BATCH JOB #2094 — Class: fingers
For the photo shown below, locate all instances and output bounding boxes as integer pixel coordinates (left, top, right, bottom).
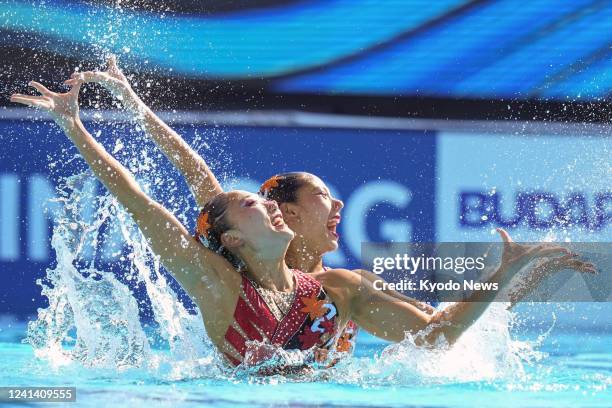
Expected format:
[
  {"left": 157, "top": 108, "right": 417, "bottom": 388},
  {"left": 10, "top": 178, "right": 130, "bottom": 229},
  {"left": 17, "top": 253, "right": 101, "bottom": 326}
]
[
  {"left": 10, "top": 93, "right": 45, "bottom": 102},
  {"left": 530, "top": 244, "right": 569, "bottom": 259},
  {"left": 30, "top": 100, "right": 51, "bottom": 110},
  {"left": 553, "top": 254, "right": 576, "bottom": 264},
  {"left": 313, "top": 348, "right": 329, "bottom": 363},
  {"left": 541, "top": 253, "right": 597, "bottom": 274},
  {"left": 567, "top": 259, "right": 597, "bottom": 274},
  {"left": 29, "top": 81, "right": 53, "bottom": 96},
  {"left": 10, "top": 93, "right": 45, "bottom": 104},
  {"left": 68, "top": 78, "right": 83, "bottom": 95},
  {"left": 107, "top": 55, "right": 125, "bottom": 79},
  {"left": 63, "top": 78, "right": 79, "bottom": 86},
  {"left": 70, "top": 71, "right": 106, "bottom": 83},
  {"left": 9, "top": 94, "right": 50, "bottom": 109},
  {"left": 496, "top": 228, "right": 512, "bottom": 243},
  {"left": 63, "top": 78, "right": 83, "bottom": 90},
  {"left": 107, "top": 54, "right": 118, "bottom": 71}
]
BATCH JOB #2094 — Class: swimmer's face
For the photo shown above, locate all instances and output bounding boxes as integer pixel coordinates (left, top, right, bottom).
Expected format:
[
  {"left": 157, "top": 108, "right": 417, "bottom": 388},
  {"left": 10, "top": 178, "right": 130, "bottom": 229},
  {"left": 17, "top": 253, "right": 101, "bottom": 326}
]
[
  {"left": 220, "top": 191, "right": 295, "bottom": 254},
  {"left": 281, "top": 175, "right": 343, "bottom": 255}
]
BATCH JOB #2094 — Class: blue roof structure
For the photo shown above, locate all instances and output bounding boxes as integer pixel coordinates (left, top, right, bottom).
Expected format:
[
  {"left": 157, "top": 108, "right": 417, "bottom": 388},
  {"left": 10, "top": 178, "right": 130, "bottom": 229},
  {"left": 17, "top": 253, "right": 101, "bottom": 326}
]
[{"left": 1, "top": 0, "right": 610, "bottom": 101}]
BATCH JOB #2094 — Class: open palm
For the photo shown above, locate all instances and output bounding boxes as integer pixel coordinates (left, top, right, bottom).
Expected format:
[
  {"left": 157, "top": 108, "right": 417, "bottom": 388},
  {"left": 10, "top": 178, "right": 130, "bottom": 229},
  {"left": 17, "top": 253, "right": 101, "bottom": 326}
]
[
  {"left": 496, "top": 228, "right": 571, "bottom": 276},
  {"left": 10, "top": 80, "right": 82, "bottom": 127},
  {"left": 534, "top": 253, "right": 596, "bottom": 276}
]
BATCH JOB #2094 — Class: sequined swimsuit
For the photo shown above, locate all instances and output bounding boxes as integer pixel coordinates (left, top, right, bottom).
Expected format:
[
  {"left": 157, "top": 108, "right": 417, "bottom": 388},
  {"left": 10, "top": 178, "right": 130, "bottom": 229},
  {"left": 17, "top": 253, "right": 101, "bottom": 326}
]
[{"left": 222, "top": 269, "right": 340, "bottom": 366}]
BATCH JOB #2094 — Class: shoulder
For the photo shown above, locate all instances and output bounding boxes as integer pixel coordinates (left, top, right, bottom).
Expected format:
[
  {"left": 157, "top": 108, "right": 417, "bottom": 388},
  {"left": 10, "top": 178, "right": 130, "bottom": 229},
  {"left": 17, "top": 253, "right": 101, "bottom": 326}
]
[
  {"left": 313, "top": 268, "right": 363, "bottom": 290},
  {"left": 351, "top": 268, "right": 383, "bottom": 282},
  {"left": 191, "top": 271, "right": 243, "bottom": 344},
  {"left": 310, "top": 268, "right": 363, "bottom": 322},
  {"left": 190, "top": 260, "right": 243, "bottom": 308}
]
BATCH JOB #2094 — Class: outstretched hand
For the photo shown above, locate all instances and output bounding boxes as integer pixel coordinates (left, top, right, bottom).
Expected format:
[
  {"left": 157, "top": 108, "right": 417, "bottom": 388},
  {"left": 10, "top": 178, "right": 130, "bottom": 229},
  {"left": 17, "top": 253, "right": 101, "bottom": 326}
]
[
  {"left": 496, "top": 228, "right": 571, "bottom": 277},
  {"left": 532, "top": 253, "right": 596, "bottom": 277},
  {"left": 64, "top": 54, "right": 130, "bottom": 100},
  {"left": 506, "top": 252, "right": 596, "bottom": 307},
  {"left": 10, "top": 80, "right": 83, "bottom": 128}
]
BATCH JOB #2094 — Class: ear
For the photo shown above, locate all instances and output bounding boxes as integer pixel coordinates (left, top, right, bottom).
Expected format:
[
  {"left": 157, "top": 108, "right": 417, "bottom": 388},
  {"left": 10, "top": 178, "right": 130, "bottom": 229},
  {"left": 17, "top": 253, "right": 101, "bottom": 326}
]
[
  {"left": 280, "top": 202, "right": 301, "bottom": 223},
  {"left": 220, "top": 230, "right": 244, "bottom": 249}
]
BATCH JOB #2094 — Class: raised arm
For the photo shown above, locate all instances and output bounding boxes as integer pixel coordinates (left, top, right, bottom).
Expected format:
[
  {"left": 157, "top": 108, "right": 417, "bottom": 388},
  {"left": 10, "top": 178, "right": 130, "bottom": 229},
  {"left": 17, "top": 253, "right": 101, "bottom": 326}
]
[
  {"left": 10, "top": 80, "right": 235, "bottom": 301},
  {"left": 66, "top": 56, "right": 223, "bottom": 208},
  {"left": 355, "top": 250, "right": 594, "bottom": 315},
  {"left": 328, "top": 229, "right": 573, "bottom": 346}
]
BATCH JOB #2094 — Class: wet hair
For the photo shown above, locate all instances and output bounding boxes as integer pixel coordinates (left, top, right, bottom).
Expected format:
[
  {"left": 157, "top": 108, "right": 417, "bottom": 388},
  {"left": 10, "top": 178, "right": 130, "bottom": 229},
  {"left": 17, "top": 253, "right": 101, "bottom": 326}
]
[
  {"left": 194, "top": 192, "right": 244, "bottom": 270},
  {"left": 259, "top": 172, "right": 313, "bottom": 204}
]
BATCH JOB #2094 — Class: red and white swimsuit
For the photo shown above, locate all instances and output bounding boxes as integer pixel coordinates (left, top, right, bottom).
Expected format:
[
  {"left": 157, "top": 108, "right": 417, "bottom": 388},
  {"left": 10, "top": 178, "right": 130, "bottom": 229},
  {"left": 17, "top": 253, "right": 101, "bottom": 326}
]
[{"left": 222, "top": 270, "right": 340, "bottom": 366}]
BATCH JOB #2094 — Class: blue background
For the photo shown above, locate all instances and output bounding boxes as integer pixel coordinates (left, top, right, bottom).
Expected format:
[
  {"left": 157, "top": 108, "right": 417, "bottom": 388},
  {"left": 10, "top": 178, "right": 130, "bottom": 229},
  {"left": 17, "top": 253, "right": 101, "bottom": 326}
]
[
  {"left": 1, "top": 0, "right": 610, "bottom": 100},
  {"left": 0, "top": 118, "right": 436, "bottom": 317},
  {"left": 1, "top": 116, "right": 610, "bottom": 329}
]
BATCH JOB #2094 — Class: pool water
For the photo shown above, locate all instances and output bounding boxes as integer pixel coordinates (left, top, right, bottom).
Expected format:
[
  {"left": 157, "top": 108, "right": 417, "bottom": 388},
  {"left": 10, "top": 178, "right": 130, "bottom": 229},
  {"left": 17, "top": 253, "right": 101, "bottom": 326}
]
[
  {"left": 1, "top": 159, "right": 610, "bottom": 408},
  {"left": 1, "top": 317, "right": 610, "bottom": 408}
]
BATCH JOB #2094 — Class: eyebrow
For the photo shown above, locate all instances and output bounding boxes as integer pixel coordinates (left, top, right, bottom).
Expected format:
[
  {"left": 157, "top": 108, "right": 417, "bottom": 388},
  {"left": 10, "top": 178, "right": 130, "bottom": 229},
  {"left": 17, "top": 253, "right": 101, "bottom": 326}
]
[
  {"left": 241, "top": 194, "right": 261, "bottom": 203},
  {"left": 313, "top": 186, "right": 331, "bottom": 195}
]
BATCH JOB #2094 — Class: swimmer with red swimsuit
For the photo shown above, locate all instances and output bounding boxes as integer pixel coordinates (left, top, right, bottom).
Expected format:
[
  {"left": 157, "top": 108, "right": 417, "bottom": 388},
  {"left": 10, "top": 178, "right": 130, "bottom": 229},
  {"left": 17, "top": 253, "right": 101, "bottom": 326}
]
[
  {"left": 13, "top": 62, "right": 595, "bottom": 370},
  {"left": 70, "top": 57, "right": 438, "bottom": 355}
]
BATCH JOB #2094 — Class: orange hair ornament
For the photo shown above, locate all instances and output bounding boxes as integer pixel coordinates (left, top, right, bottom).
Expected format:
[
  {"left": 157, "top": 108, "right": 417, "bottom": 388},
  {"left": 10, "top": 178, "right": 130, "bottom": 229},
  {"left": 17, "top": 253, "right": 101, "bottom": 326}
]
[
  {"left": 195, "top": 211, "right": 212, "bottom": 238},
  {"left": 260, "top": 175, "right": 282, "bottom": 195}
]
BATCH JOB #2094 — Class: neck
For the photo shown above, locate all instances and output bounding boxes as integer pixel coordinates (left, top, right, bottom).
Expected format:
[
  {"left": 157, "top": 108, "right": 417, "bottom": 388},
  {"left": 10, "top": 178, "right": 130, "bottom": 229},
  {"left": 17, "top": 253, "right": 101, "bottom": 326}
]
[
  {"left": 285, "top": 235, "right": 325, "bottom": 274},
  {"left": 243, "top": 253, "right": 294, "bottom": 292}
]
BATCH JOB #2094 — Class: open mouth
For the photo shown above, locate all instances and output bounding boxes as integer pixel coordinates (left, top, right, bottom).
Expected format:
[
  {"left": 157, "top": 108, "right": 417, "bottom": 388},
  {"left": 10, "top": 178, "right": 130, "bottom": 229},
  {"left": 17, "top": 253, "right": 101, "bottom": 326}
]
[
  {"left": 327, "top": 216, "right": 341, "bottom": 239},
  {"left": 271, "top": 213, "right": 285, "bottom": 229}
]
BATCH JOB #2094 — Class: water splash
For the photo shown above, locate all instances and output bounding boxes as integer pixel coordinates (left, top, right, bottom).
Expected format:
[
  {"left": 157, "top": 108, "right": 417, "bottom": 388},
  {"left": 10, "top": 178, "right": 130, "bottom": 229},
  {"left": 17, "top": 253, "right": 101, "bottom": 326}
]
[
  {"left": 224, "top": 302, "right": 548, "bottom": 387},
  {"left": 24, "top": 168, "right": 548, "bottom": 385},
  {"left": 327, "top": 303, "right": 544, "bottom": 386},
  {"left": 25, "top": 170, "right": 220, "bottom": 379}
]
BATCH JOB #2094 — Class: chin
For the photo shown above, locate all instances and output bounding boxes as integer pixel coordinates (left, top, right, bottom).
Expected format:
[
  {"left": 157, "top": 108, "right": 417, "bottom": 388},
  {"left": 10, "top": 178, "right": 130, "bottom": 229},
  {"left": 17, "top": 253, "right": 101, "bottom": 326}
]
[
  {"left": 280, "top": 228, "right": 296, "bottom": 241},
  {"left": 322, "top": 237, "right": 338, "bottom": 252}
]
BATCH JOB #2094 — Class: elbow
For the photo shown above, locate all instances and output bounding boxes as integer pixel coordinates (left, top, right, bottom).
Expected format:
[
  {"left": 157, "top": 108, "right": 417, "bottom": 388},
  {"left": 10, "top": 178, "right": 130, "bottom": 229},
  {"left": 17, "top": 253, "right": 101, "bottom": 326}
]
[{"left": 126, "top": 193, "right": 158, "bottom": 221}]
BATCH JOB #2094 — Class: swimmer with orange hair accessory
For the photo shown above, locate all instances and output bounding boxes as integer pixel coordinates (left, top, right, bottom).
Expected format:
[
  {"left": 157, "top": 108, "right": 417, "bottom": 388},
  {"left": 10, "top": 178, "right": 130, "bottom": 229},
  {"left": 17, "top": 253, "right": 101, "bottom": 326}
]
[
  {"left": 15, "top": 63, "right": 589, "bottom": 369},
  {"left": 64, "top": 56, "right": 596, "bottom": 358}
]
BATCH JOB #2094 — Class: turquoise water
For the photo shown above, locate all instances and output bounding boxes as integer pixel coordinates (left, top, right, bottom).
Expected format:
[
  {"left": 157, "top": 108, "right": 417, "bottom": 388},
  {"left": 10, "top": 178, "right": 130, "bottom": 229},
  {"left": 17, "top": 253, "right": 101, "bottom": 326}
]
[
  {"left": 2, "top": 317, "right": 610, "bottom": 408},
  {"left": 1, "top": 128, "right": 609, "bottom": 408}
]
